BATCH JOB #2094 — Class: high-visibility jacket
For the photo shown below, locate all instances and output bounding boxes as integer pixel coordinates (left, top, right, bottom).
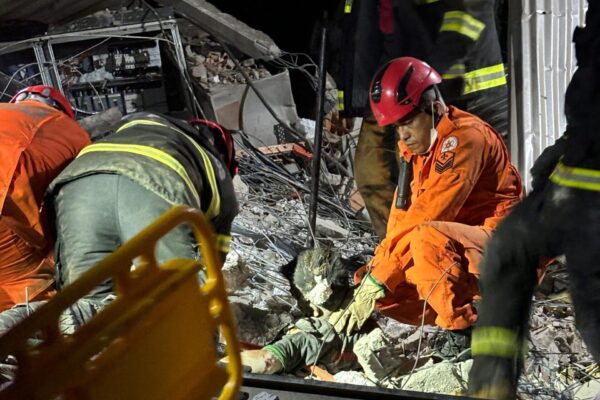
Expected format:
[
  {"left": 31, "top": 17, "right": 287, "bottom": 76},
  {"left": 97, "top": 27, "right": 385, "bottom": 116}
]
[
  {"left": 0, "top": 101, "right": 90, "bottom": 311},
  {"left": 417, "top": 0, "right": 508, "bottom": 132},
  {"left": 370, "top": 106, "right": 522, "bottom": 292},
  {"left": 47, "top": 113, "right": 237, "bottom": 253},
  {"left": 333, "top": 0, "right": 508, "bottom": 132}
]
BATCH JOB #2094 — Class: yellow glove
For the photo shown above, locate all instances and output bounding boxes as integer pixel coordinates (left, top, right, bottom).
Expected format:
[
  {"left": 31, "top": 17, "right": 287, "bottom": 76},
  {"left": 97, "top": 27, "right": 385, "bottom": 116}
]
[{"left": 328, "top": 274, "right": 385, "bottom": 335}]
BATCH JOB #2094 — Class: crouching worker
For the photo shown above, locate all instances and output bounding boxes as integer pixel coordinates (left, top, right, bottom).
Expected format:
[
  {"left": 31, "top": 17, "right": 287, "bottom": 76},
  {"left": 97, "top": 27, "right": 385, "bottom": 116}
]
[
  {"left": 0, "top": 86, "right": 90, "bottom": 312},
  {"left": 335, "top": 57, "right": 522, "bottom": 357},
  {"left": 46, "top": 113, "right": 239, "bottom": 303}
]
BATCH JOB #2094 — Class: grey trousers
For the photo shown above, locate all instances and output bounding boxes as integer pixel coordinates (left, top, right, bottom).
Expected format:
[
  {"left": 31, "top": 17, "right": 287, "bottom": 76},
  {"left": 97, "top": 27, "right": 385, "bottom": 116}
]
[{"left": 53, "top": 174, "right": 197, "bottom": 300}]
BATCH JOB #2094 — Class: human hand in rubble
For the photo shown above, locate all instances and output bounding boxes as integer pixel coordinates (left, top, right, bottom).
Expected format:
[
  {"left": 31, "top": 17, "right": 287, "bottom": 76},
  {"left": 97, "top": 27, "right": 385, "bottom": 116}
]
[{"left": 328, "top": 274, "right": 384, "bottom": 335}]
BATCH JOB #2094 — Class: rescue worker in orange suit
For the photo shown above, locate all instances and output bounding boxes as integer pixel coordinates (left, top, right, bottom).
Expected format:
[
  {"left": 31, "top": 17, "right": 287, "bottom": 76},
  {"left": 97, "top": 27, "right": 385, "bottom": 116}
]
[
  {"left": 46, "top": 113, "right": 238, "bottom": 304},
  {"left": 469, "top": 2, "right": 600, "bottom": 397},
  {"left": 332, "top": 57, "right": 521, "bottom": 356},
  {"left": 0, "top": 85, "right": 90, "bottom": 312},
  {"left": 338, "top": 0, "right": 508, "bottom": 238}
]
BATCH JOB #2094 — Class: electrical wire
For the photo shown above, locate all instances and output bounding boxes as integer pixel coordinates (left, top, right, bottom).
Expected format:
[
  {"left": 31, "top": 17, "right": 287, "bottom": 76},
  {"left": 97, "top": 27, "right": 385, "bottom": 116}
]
[
  {"left": 140, "top": 0, "right": 206, "bottom": 119},
  {"left": 399, "top": 261, "right": 460, "bottom": 389}
]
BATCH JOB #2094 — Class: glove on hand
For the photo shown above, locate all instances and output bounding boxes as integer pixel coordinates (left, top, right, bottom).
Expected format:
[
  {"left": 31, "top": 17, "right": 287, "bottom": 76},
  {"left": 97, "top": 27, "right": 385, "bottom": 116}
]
[{"left": 328, "top": 274, "right": 384, "bottom": 335}]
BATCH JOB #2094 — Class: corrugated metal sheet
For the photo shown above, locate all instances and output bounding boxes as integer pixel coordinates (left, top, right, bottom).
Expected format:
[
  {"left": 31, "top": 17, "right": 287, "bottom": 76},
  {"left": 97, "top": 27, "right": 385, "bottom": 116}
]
[{"left": 510, "top": 0, "right": 587, "bottom": 187}]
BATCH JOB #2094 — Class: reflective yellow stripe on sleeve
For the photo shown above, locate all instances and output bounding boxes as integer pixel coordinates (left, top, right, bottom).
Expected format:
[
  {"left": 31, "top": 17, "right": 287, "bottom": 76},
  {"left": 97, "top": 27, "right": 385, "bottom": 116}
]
[
  {"left": 115, "top": 119, "right": 222, "bottom": 219},
  {"left": 471, "top": 326, "right": 522, "bottom": 358},
  {"left": 442, "top": 63, "right": 466, "bottom": 80},
  {"left": 550, "top": 161, "right": 600, "bottom": 192},
  {"left": 337, "top": 90, "right": 345, "bottom": 111},
  {"left": 77, "top": 143, "right": 201, "bottom": 207},
  {"left": 216, "top": 234, "right": 232, "bottom": 253},
  {"left": 344, "top": 0, "right": 353, "bottom": 13},
  {"left": 463, "top": 63, "right": 507, "bottom": 94},
  {"left": 440, "top": 10, "right": 486, "bottom": 41},
  {"left": 178, "top": 132, "right": 221, "bottom": 219},
  {"left": 117, "top": 119, "right": 167, "bottom": 132}
]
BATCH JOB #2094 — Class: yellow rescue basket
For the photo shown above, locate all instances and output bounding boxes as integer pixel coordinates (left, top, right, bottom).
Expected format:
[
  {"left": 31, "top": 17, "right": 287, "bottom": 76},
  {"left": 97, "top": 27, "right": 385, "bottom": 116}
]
[{"left": 0, "top": 205, "right": 242, "bottom": 400}]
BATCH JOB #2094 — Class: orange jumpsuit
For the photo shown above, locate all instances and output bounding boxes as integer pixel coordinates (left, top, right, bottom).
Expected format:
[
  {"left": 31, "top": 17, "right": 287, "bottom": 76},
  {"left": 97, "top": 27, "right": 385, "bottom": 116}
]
[
  {"left": 0, "top": 101, "right": 90, "bottom": 311},
  {"left": 367, "top": 106, "right": 522, "bottom": 330}
]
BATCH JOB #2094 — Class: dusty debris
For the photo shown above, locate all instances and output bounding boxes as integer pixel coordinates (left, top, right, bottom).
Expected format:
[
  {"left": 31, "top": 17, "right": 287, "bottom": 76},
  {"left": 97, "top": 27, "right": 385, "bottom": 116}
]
[
  {"left": 315, "top": 217, "right": 349, "bottom": 239},
  {"left": 222, "top": 251, "right": 250, "bottom": 293},
  {"left": 185, "top": 41, "right": 271, "bottom": 89},
  {"left": 333, "top": 370, "right": 377, "bottom": 386},
  {"left": 354, "top": 328, "right": 404, "bottom": 384},
  {"left": 78, "top": 107, "right": 122, "bottom": 140},
  {"left": 397, "top": 359, "right": 472, "bottom": 395}
]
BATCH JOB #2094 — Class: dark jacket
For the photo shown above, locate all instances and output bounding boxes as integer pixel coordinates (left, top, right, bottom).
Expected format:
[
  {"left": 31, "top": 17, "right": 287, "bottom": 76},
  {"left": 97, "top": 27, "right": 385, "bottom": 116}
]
[
  {"left": 48, "top": 112, "right": 237, "bottom": 253},
  {"left": 332, "top": 0, "right": 507, "bottom": 132}
]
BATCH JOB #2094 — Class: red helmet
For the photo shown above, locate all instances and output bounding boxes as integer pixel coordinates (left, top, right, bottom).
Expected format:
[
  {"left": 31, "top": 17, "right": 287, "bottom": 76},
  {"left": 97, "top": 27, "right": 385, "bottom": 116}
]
[
  {"left": 369, "top": 57, "right": 442, "bottom": 126},
  {"left": 190, "top": 119, "right": 238, "bottom": 176},
  {"left": 10, "top": 85, "right": 75, "bottom": 119}
]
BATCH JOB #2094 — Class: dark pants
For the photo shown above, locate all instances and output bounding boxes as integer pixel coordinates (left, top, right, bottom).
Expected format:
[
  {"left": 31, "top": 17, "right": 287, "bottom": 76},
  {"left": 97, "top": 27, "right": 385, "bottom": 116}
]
[
  {"left": 473, "top": 183, "right": 600, "bottom": 386},
  {"left": 354, "top": 118, "right": 399, "bottom": 239},
  {"left": 53, "top": 174, "right": 197, "bottom": 300}
]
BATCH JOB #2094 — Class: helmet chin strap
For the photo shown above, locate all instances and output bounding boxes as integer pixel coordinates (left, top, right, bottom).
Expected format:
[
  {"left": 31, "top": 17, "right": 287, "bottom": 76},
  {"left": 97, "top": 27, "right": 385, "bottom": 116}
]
[{"left": 426, "top": 102, "right": 439, "bottom": 153}]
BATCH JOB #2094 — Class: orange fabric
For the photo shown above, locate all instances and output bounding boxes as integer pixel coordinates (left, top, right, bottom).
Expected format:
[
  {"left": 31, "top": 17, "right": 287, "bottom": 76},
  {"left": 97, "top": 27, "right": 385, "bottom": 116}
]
[
  {"left": 368, "top": 107, "right": 523, "bottom": 329},
  {"left": 0, "top": 101, "right": 90, "bottom": 311}
]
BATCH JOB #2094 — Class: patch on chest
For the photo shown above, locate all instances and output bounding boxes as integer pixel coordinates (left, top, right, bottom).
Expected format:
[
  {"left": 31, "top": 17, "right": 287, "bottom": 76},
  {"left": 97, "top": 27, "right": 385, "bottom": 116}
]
[
  {"left": 440, "top": 136, "right": 458, "bottom": 153},
  {"left": 435, "top": 151, "right": 455, "bottom": 173}
]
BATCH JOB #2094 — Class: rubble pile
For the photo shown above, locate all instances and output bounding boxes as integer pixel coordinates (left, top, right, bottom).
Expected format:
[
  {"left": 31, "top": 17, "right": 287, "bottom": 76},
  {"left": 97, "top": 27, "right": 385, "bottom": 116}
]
[
  {"left": 184, "top": 38, "right": 271, "bottom": 88},
  {"left": 517, "top": 261, "right": 597, "bottom": 399},
  {"left": 228, "top": 149, "right": 599, "bottom": 397},
  {"left": 224, "top": 131, "right": 375, "bottom": 346}
]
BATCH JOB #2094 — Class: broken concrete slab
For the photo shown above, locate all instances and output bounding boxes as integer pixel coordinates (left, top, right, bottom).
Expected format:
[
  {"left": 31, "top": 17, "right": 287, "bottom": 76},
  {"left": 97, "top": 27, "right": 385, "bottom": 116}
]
[
  {"left": 222, "top": 251, "right": 250, "bottom": 293},
  {"left": 397, "top": 359, "right": 472, "bottom": 395},
  {"left": 162, "top": 0, "right": 281, "bottom": 60},
  {"left": 205, "top": 70, "right": 299, "bottom": 147},
  {"left": 354, "top": 328, "right": 404, "bottom": 384},
  {"left": 78, "top": 107, "right": 122, "bottom": 140},
  {"left": 315, "top": 217, "right": 349, "bottom": 239}
]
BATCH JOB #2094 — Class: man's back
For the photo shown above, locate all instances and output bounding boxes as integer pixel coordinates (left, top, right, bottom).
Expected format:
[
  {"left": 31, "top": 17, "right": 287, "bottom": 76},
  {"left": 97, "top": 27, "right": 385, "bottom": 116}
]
[{"left": 0, "top": 101, "right": 90, "bottom": 311}]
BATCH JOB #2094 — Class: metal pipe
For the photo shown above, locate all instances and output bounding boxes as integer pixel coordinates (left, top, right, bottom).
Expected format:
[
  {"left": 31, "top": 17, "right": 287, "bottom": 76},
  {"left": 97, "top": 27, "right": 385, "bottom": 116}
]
[{"left": 307, "top": 12, "right": 328, "bottom": 247}]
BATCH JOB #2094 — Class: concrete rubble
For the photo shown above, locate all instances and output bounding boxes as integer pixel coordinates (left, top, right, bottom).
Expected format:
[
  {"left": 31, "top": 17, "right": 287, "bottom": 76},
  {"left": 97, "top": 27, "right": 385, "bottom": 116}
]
[{"left": 228, "top": 135, "right": 599, "bottom": 397}]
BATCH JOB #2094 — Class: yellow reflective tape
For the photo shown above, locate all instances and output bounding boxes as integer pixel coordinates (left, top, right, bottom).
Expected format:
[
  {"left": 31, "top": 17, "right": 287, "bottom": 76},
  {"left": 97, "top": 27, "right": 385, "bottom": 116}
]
[
  {"left": 557, "top": 161, "right": 600, "bottom": 178},
  {"left": 444, "top": 10, "right": 485, "bottom": 32},
  {"left": 464, "top": 76, "right": 507, "bottom": 94},
  {"left": 344, "top": 0, "right": 353, "bottom": 13},
  {"left": 442, "top": 63, "right": 467, "bottom": 79},
  {"left": 462, "top": 63, "right": 507, "bottom": 94},
  {"left": 216, "top": 234, "right": 232, "bottom": 253},
  {"left": 78, "top": 143, "right": 201, "bottom": 206},
  {"left": 464, "top": 63, "right": 505, "bottom": 79},
  {"left": 115, "top": 118, "right": 222, "bottom": 218},
  {"left": 179, "top": 133, "right": 221, "bottom": 218},
  {"left": 442, "top": 73, "right": 462, "bottom": 79},
  {"left": 117, "top": 119, "right": 168, "bottom": 132},
  {"left": 440, "top": 22, "right": 481, "bottom": 40},
  {"left": 338, "top": 90, "right": 345, "bottom": 111},
  {"left": 441, "top": 11, "right": 485, "bottom": 41},
  {"left": 550, "top": 162, "right": 600, "bottom": 192},
  {"left": 471, "top": 326, "right": 520, "bottom": 358},
  {"left": 414, "top": 0, "right": 440, "bottom": 4}
]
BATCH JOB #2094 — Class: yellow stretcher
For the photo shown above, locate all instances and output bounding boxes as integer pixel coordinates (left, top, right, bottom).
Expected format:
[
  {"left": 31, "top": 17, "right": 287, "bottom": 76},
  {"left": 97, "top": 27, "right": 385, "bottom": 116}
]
[{"left": 0, "top": 205, "right": 242, "bottom": 400}]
